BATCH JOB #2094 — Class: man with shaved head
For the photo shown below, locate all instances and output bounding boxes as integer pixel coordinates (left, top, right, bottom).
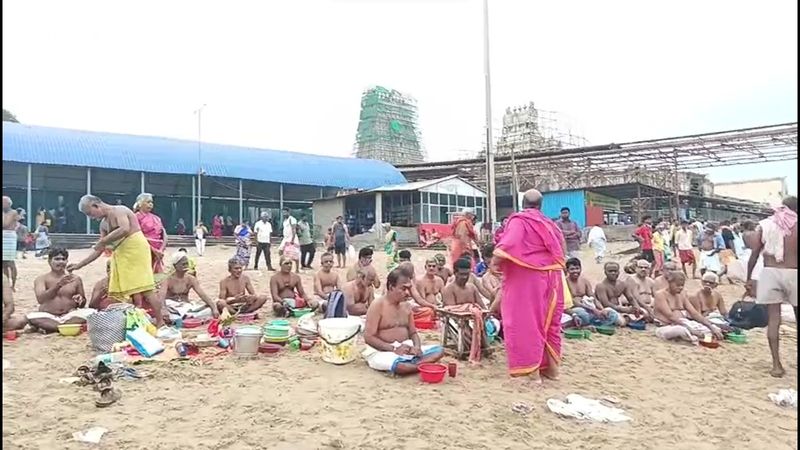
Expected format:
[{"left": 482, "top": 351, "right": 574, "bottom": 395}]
[{"left": 494, "top": 189, "right": 568, "bottom": 383}]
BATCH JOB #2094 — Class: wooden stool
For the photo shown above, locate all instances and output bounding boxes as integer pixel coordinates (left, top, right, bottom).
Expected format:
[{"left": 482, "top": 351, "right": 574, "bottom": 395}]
[{"left": 437, "top": 308, "right": 491, "bottom": 361}]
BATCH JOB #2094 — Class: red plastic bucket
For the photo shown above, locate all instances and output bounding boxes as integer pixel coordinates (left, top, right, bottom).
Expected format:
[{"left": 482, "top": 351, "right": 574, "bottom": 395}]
[{"left": 418, "top": 363, "right": 447, "bottom": 384}]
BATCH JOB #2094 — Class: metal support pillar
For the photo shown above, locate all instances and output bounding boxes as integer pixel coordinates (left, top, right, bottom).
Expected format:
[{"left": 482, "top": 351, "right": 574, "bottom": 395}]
[
  {"left": 26, "top": 164, "right": 32, "bottom": 229},
  {"left": 192, "top": 176, "right": 197, "bottom": 226},
  {"left": 140, "top": 172, "right": 145, "bottom": 194},
  {"left": 279, "top": 184, "right": 284, "bottom": 211},
  {"left": 238, "top": 179, "right": 243, "bottom": 224},
  {"left": 86, "top": 168, "right": 92, "bottom": 234}
]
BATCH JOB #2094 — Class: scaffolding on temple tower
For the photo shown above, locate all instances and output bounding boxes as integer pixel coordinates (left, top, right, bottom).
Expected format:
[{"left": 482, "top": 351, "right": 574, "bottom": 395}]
[
  {"left": 353, "top": 86, "right": 425, "bottom": 165},
  {"left": 494, "top": 102, "right": 589, "bottom": 156}
]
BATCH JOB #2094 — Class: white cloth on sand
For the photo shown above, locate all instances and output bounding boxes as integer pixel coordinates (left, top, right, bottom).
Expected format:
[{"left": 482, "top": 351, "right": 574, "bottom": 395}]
[
  {"left": 547, "top": 394, "right": 632, "bottom": 423},
  {"left": 768, "top": 389, "right": 797, "bottom": 409},
  {"left": 26, "top": 308, "right": 95, "bottom": 323}
]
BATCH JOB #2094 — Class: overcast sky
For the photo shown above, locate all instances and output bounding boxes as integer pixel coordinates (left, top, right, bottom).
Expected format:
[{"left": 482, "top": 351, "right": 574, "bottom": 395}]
[{"left": 3, "top": 0, "right": 797, "bottom": 192}]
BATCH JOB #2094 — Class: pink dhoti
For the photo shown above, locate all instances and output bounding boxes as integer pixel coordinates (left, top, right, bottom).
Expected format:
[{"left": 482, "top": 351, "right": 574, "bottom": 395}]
[{"left": 494, "top": 207, "right": 567, "bottom": 377}]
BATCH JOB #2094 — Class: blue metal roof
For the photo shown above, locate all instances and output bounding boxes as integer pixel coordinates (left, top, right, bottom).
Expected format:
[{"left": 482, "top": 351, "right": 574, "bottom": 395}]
[{"left": 2, "top": 122, "right": 406, "bottom": 189}]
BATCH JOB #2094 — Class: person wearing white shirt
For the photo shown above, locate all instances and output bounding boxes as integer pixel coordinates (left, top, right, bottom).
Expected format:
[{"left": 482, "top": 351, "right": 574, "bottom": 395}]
[
  {"left": 587, "top": 225, "right": 607, "bottom": 263},
  {"left": 279, "top": 208, "right": 300, "bottom": 272},
  {"left": 253, "top": 212, "right": 275, "bottom": 271}
]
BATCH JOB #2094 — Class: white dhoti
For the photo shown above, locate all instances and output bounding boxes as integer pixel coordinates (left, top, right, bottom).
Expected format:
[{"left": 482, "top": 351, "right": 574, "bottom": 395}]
[
  {"left": 362, "top": 339, "right": 442, "bottom": 373},
  {"left": 26, "top": 308, "right": 96, "bottom": 323}
]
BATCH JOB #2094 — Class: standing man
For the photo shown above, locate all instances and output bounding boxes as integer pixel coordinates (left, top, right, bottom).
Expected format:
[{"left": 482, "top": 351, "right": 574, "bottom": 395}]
[
  {"left": 675, "top": 220, "right": 697, "bottom": 279},
  {"left": 747, "top": 196, "right": 797, "bottom": 378},
  {"left": 450, "top": 208, "right": 479, "bottom": 269},
  {"left": 587, "top": 224, "right": 607, "bottom": 263},
  {"left": 633, "top": 215, "right": 655, "bottom": 265},
  {"left": 493, "top": 189, "right": 567, "bottom": 383},
  {"left": 298, "top": 214, "right": 315, "bottom": 269},
  {"left": 253, "top": 212, "right": 274, "bottom": 271},
  {"left": 66, "top": 195, "right": 165, "bottom": 326},
  {"left": 2, "top": 196, "right": 19, "bottom": 291},
  {"left": 557, "top": 207, "right": 582, "bottom": 259},
  {"left": 331, "top": 215, "right": 350, "bottom": 268},
  {"left": 279, "top": 208, "right": 300, "bottom": 273}
]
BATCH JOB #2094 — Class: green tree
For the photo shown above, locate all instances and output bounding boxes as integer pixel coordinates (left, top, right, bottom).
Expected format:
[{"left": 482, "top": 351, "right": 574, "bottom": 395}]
[{"left": 2, "top": 109, "right": 19, "bottom": 123}]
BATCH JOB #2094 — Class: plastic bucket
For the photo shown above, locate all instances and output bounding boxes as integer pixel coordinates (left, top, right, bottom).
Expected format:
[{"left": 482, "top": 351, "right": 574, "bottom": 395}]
[
  {"left": 233, "top": 326, "right": 263, "bottom": 357},
  {"left": 318, "top": 318, "right": 361, "bottom": 365}
]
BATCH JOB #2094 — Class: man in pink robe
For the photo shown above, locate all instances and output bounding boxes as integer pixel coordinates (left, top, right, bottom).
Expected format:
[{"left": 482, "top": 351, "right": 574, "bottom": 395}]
[{"left": 494, "top": 189, "right": 567, "bottom": 382}]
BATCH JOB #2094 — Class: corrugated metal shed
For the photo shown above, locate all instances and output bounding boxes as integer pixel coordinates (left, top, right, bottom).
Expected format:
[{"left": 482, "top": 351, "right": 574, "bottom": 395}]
[
  {"left": 2, "top": 122, "right": 406, "bottom": 190},
  {"left": 542, "top": 189, "right": 586, "bottom": 228}
]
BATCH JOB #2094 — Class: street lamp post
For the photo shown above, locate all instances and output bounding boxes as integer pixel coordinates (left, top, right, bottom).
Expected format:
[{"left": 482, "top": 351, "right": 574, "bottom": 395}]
[
  {"left": 483, "top": 0, "right": 497, "bottom": 224},
  {"left": 194, "top": 104, "right": 207, "bottom": 222}
]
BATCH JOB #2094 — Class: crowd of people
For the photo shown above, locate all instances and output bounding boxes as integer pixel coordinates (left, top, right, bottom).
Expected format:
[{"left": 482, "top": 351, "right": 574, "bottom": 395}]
[{"left": 1, "top": 191, "right": 797, "bottom": 380}]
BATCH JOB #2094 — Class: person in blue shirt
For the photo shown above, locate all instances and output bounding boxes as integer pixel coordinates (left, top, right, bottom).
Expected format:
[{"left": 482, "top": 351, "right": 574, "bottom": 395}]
[{"left": 474, "top": 243, "right": 494, "bottom": 277}]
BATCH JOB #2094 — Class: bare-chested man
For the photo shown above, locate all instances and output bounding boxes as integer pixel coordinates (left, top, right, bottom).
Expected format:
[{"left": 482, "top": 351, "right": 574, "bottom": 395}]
[
  {"left": 362, "top": 269, "right": 444, "bottom": 375},
  {"left": 628, "top": 259, "right": 656, "bottom": 313},
  {"left": 89, "top": 260, "right": 114, "bottom": 310},
  {"left": 415, "top": 258, "right": 445, "bottom": 307},
  {"left": 28, "top": 248, "right": 94, "bottom": 333},
  {"left": 313, "top": 252, "right": 341, "bottom": 312},
  {"left": 442, "top": 258, "right": 482, "bottom": 306},
  {"left": 595, "top": 262, "right": 650, "bottom": 324},
  {"left": 653, "top": 260, "right": 680, "bottom": 292},
  {"left": 346, "top": 247, "right": 381, "bottom": 289},
  {"left": 747, "top": 196, "right": 798, "bottom": 377},
  {"left": 218, "top": 258, "right": 268, "bottom": 315},
  {"left": 653, "top": 271, "right": 724, "bottom": 342},
  {"left": 159, "top": 252, "right": 219, "bottom": 319},
  {"left": 2, "top": 196, "right": 19, "bottom": 291},
  {"left": 3, "top": 273, "right": 26, "bottom": 331},
  {"left": 688, "top": 272, "right": 730, "bottom": 328},
  {"left": 67, "top": 195, "right": 164, "bottom": 326},
  {"left": 342, "top": 266, "right": 375, "bottom": 316},
  {"left": 564, "top": 258, "right": 620, "bottom": 327},
  {"left": 270, "top": 256, "right": 309, "bottom": 316},
  {"left": 434, "top": 254, "right": 452, "bottom": 284}
]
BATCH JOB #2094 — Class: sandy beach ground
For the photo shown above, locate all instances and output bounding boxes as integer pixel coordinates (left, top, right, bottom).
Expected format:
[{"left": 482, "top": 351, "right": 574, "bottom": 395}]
[{"left": 2, "top": 243, "right": 797, "bottom": 449}]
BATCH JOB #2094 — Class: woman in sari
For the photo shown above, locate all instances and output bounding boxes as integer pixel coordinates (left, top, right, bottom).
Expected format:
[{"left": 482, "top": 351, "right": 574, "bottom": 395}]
[
  {"left": 212, "top": 214, "right": 223, "bottom": 238},
  {"left": 494, "top": 190, "right": 567, "bottom": 383},
  {"left": 384, "top": 223, "right": 399, "bottom": 271},
  {"left": 234, "top": 221, "right": 253, "bottom": 267},
  {"left": 133, "top": 193, "right": 167, "bottom": 274}
]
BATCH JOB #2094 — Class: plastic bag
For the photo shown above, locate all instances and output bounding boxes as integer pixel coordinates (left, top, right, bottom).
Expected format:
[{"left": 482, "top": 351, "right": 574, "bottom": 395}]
[{"left": 347, "top": 245, "right": 356, "bottom": 260}]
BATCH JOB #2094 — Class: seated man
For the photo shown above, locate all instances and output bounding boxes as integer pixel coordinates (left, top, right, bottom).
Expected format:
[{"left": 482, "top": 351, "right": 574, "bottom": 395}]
[
  {"left": 698, "top": 237, "right": 726, "bottom": 278},
  {"left": 270, "top": 256, "right": 310, "bottom": 316},
  {"left": 362, "top": 268, "right": 444, "bottom": 375},
  {"left": 688, "top": 272, "right": 730, "bottom": 329},
  {"left": 653, "top": 260, "right": 681, "bottom": 292},
  {"left": 3, "top": 273, "right": 26, "bottom": 331},
  {"left": 168, "top": 248, "right": 197, "bottom": 276},
  {"left": 346, "top": 247, "right": 380, "bottom": 289},
  {"left": 218, "top": 257, "right": 268, "bottom": 315},
  {"left": 628, "top": 259, "right": 656, "bottom": 316},
  {"left": 442, "top": 258, "right": 483, "bottom": 307},
  {"left": 441, "top": 258, "right": 489, "bottom": 360},
  {"left": 89, "top": 260, "right": 115, "bottom": 310},
  {"left": 28, "top": 247, "right": 94, "bottom": 333},
  {"left": 398, "top": 249, "right": 412, "bottom": 263},
  {"left": 313, "top": 252, "right": 342, "bottom": 314},
  {"left": 415, "top": 258, "right": 445, "bottom": 310},
  {"left": 595, "top": 262, "right": 650, "bottom": 325},
  {"left": 434, "top": 253, "right": 453, "bottom": 284},
  {"left": 564, "top": 258, "right": 619, "bottom": 327},
  {"left": 159, "top": 252, "right": 219, "bottom": 320},
  {"left": 653, "top": 271, "right": 724, "bottom": 342},
  {"left": 342, "top": 266, "right": 376, "bottom": 316}
]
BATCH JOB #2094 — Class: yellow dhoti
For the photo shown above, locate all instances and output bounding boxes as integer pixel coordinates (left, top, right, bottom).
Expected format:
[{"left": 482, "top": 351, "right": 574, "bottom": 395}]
[{"left": 109, "top": 231, "right": 155, "bottom": 300}]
